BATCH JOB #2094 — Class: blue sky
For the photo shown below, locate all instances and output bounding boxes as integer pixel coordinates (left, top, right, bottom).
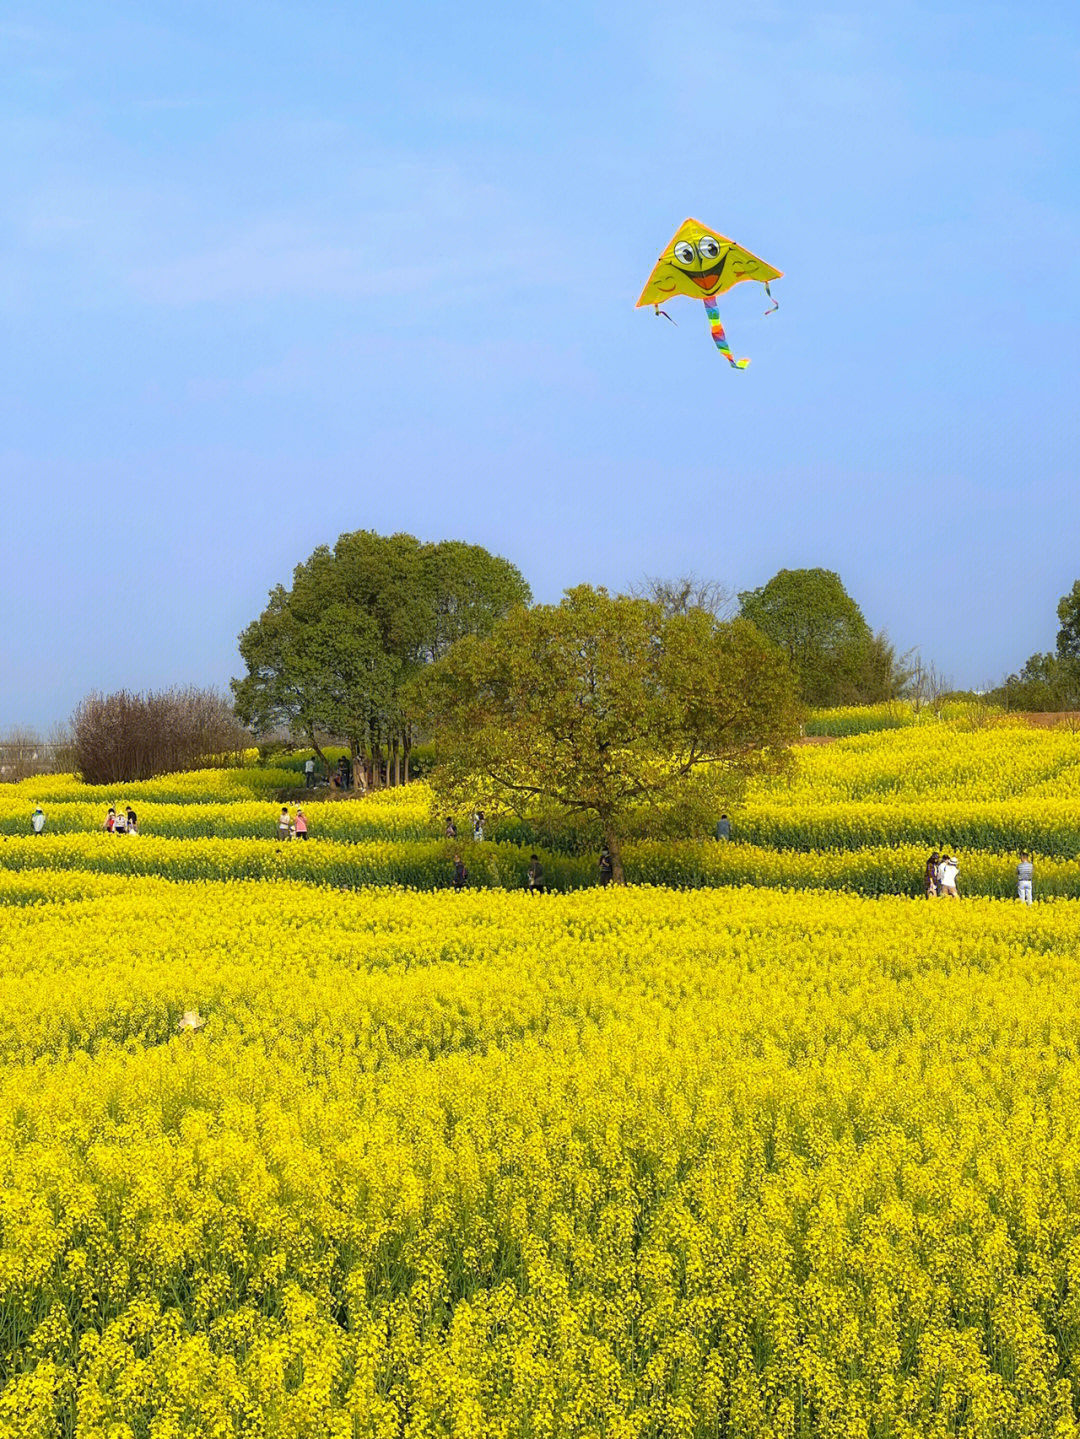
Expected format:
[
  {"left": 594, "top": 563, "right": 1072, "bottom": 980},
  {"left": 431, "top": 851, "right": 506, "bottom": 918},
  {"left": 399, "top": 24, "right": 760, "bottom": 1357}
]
[{"left": 3, "top": 1, "right": 1078, "bottom": 728}]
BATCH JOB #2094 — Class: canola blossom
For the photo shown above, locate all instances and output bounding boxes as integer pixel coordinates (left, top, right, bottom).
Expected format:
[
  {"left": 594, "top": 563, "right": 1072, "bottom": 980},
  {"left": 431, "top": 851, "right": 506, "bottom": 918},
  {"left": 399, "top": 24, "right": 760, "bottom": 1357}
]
[
  {"left": 1, "top": 883, "right": 1080, "bottom": 1434},
  {"left": 2, "top": 720, "right": 1080, "bottom": 1435}
]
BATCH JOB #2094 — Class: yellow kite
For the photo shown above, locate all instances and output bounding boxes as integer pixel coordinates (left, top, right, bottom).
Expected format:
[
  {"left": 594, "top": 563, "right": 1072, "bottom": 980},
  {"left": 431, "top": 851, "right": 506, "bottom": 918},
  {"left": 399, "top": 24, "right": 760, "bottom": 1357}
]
[{"left": 637, "top": 218, "right": 782, "bottom": 368}]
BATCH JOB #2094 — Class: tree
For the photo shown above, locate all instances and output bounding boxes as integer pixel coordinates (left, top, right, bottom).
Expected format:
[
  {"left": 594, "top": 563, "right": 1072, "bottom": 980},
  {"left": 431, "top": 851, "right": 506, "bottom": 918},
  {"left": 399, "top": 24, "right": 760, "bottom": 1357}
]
[
  {"left": 738, "top": 568, "right": 902, "bottom": 706},
  {"left": 906, "top": 653, "right": 950, "bottom": 715},
  {"left": 631, "top": 574, "right": 735, "bottom": 621},
  {"left": 987, "top": 579, "right": 1080, "bottom": 712},
  {"left": 992, "top": 652, "right": 1079, "bottom": 712},
  {"left": 232, "top": 531, "right": 530, "bottom": 785},
  {"left": 408, "top": 585, "right": 802, "bottom": 883},
  {"left": 1057, "top": 581, "right": 1080, "bottom": 664}
]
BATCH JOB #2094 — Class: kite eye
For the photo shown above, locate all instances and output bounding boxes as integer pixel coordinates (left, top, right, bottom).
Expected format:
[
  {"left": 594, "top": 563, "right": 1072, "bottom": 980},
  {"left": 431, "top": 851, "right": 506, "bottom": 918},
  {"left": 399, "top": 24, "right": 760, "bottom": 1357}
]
[
  {"left": 697, "top": 236, "right": 721, "bottom": 261},
  {"left": 673, "top": 242, "right": 696, "bottom": 267}
]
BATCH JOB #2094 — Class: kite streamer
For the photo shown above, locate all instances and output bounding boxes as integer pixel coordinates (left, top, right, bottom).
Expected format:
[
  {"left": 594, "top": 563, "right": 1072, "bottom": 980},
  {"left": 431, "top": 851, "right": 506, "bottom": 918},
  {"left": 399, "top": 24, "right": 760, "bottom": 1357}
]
[
  {"left": 764, "top": 281, "right": 779, "bottom": 316},
  {"left": 704, "top": 298, "right": 750, "bottom": 369}
]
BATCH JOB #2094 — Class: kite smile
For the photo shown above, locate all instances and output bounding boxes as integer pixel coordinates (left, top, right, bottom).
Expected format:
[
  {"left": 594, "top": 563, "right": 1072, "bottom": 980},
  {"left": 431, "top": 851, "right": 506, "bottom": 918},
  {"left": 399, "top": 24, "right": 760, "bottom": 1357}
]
[{"left": 681, "top": 268, "right": 724, "bottom": 292}]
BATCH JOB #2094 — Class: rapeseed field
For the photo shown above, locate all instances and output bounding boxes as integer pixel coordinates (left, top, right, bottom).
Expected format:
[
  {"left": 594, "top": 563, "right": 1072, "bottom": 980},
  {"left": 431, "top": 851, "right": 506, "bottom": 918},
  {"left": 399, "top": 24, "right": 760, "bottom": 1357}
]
[{"left": 3, "top": 719, "right": 1080, "bottom": 1435}]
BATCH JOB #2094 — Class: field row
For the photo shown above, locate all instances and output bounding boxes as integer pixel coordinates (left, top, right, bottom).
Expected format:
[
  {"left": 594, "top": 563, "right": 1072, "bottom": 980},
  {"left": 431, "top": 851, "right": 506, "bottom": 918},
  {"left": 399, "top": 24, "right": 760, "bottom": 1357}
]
[
  {"left": 1, "top": 832, "right": 1072, "bottom": 898},
  {"left": 2, "top": 878, "right": 1079, "bottom": 1435},
  {"left": 3, "top": 794, "right": 1076, "bottom": 860}
]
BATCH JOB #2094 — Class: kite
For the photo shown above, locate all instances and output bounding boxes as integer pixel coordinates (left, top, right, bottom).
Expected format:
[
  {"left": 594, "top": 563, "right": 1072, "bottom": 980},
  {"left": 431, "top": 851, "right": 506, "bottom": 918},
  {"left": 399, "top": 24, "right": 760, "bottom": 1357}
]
[{"left": 637, "top": 218, "right": 782, "bottom": 368}]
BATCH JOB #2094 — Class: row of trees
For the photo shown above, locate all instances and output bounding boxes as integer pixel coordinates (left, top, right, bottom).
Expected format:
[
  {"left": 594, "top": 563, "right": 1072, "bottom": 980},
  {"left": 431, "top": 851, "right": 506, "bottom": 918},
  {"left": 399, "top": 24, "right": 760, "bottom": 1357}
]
[
  {"left": 57, "top": 537, "right": 914, "bottom": 885},
  {"left": 989, "top": 581, "right": 1080, "bottom": 711}
]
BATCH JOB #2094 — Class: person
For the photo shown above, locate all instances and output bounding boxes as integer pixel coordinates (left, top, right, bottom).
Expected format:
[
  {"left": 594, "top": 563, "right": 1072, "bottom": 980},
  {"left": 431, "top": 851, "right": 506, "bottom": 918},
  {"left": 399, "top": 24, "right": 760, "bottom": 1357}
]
[
  {"left": 715, "top": 813, "right": 731, "bottom": 842},
  {"left": 31, "top": 806, "right": 45, "bottom": 835},
  {"left": 126, "top": 807, "right": 137, "bottom": 834},
  {"left": 277, "top": 807, "right": 291, "bottom": 841},
  {"left": 452, "top": 854, "right": 468, "bottom": 890},
  {"left": 104, "top": 807, "right": 116, "bottom": 833},
  {"left": 294, "top": 809, "right": 309, "bottom": 840},
  {"left": 114, "top": 808, "right": 128, "bottom": 834},
  {"left": 340, "top": 757, "right": 352, "bottom": 790},
  {"left": 1017, "top": 850, "right": 1034, "bottom": 905},
  {"left": 304, "top": 756, "right": 315, "bottom": 788},
  {"left": 445, "top": 817, "right": 457, "bottom": 840},
  {"left": 598, "top": 845, "right": 614, "bottom": 886},
  {"left": 938, "top": 854, "right": 959, "bottom": 898},
  {"left": 923, "top": 851, "right": 940, "bottom": 899},
  {"left": 472, "top": 810, "right": 485, "bottom": 841},
  {"left": 527, "top": 854, "right": 545, "bottom": 895}
]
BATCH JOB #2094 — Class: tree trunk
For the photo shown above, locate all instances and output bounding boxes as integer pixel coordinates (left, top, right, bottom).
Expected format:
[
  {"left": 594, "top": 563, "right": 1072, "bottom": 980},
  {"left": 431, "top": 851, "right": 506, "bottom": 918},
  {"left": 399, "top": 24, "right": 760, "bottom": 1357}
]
[
  {"left": 308, "top": 731, "right": 331, "bottom": 767},
  {"left": 604, "top": 822, "right": 626, "bottom": 886},
  {"left": 391, "top": 735, "right": 400, "bottom": 787}
]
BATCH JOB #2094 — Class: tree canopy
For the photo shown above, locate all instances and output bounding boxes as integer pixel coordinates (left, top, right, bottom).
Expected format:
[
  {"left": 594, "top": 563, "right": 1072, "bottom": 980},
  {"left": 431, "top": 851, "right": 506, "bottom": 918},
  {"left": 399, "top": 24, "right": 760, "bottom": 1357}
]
[
  {"left": 408, "top": 585, "right": 802, "bottom": 881},
  {"left": 232, "top": 531, "right": 531, "bottom": 784},
  {"left": 991, "top": 579, "right": 1080, "bottom": 710},
  {"left": 738, "top": 568, "right": 906, "bottom": 707}
]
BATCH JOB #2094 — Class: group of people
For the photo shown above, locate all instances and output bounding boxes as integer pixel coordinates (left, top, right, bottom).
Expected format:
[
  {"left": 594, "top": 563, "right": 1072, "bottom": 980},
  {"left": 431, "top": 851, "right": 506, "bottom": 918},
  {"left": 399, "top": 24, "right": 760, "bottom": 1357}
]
[
  {"left": 276, "top": 807, "right": 309, "bottom": 840},
  {"left": 104, "top": 806, "right": 139, "bottom": 835},
  {"left": 923, "top": 849, "right": 1036, "bottom": 903},
  {"left": 445, "top": 811, "right": 485, "bottom": 842},
  {"left": 923, "top": 851, "right": 960, "bottom": 898}
]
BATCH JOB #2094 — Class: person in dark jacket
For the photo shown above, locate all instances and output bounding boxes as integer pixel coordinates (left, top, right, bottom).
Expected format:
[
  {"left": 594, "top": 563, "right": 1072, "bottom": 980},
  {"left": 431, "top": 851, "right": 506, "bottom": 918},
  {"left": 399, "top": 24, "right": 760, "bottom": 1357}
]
[
  {"left": 598, "top": 846, "right": 614, "bottom": 886},
  {"left": 527, "top": 854, "right": 545, "bottom": 895},
  {"left": 452, "top": 855, "right": 468, "bottom": 890},
  {"left": 445, "top": 817, "right": 458, "bottom": 839},
  {"left": 715, "top": 813, "right": 731, "bottom": 841},
  {"left": 924, "top": 851, "right": 940, "bottom": 898}
]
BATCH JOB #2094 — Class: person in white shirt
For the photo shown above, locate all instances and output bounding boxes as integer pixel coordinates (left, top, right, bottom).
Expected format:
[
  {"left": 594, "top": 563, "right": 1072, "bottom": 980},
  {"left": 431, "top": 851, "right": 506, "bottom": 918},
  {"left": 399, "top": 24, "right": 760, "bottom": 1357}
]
[
  {"left": 304, "top": 757, "right": 315, "bottom": 788},
  {"left": 938, "top": 855, "right": 959, "bottom": 898},
  {"left": 31, "top": 807, "right": 45, "bottom": 835},
  {"left": 1016, "top": 852, "right": 1034, "bottom": 905}
]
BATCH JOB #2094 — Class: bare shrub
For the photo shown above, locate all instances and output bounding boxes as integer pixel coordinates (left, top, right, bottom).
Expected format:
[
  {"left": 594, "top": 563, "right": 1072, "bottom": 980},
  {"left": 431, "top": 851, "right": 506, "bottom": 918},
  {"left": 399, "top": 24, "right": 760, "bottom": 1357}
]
[{"left": 72, "top": 687, "right": 249, "bottom": 785}]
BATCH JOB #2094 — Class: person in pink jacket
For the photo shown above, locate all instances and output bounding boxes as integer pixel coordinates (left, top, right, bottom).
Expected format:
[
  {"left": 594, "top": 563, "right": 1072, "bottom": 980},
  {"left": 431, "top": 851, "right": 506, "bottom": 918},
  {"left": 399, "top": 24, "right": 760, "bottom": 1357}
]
[{"left": 294, "top": 809, "right": 309, "bottom": 840}]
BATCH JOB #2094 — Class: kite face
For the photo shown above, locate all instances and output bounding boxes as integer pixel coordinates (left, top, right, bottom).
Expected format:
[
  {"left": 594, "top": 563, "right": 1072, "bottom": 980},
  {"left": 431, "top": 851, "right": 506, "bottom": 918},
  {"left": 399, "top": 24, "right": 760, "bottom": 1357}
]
[{"left": 637, "top": 218, "right": 782, "bottom": 368}]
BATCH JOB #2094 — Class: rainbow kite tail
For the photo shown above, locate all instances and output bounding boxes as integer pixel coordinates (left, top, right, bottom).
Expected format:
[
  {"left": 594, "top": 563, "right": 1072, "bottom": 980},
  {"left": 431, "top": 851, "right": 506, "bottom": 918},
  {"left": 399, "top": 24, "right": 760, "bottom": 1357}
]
[{"left": 703, "top": 298, "right": 750, "bottom": 369}]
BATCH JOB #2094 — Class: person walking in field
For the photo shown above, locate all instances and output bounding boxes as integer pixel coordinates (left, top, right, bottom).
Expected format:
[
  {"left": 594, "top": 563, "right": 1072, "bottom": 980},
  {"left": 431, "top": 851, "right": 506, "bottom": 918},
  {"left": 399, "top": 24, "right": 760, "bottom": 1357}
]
[
  {"left": 277, "top": 807, "right": 291, "bottom": 841},
  {"left": 472, "top": 810, "right": 485, "bottom": 841},
  {"left": 294, "top": 809, "right": 309, "bottom": 840},
  {"left": 1017, "top": 851, "right": 1034, "bottom": 905},
  {"left": 452, "top": 854, "right": 468, "bottom": 890},
  {"left": 527, "top": 854, "right": 545, "bottom": 895},
  {"left": 924, "top": 851, "right": 940, "bottom": 898},
  {"left": 304, "top": 757, "right": 315, "bottom": 788},
  {"left": 126, "top": 807, "right": 137, "bottom": 833},
  {"left": 715, "top": 813, "right": 731, "bottom": 842},
  {"left": 31, "top": 807, "right": 45, "bottom": 835},
  {"left": 938, "top": 854, "right": 960, "bottom": 898},
  {"left": 598, "top": 845, "right": 614, "bottom": 886}
]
